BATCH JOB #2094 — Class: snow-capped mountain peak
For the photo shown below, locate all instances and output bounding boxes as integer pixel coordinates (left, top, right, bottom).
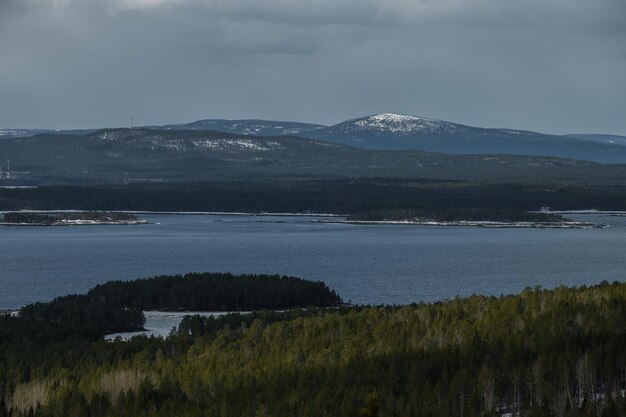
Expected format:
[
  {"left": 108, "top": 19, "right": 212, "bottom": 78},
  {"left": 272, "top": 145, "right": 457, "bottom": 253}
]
[
  {"left": 344, "top": 113, "right": 453, "bottom": 135},
  {"left": 365, "top": 113, "right": 434, "bottom": 123}
]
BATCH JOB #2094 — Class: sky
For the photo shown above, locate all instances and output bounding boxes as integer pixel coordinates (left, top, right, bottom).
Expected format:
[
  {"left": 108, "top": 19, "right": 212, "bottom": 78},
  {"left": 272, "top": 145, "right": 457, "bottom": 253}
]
[{"left": 0, "top": 0, "right": 625, "bottom": 135}]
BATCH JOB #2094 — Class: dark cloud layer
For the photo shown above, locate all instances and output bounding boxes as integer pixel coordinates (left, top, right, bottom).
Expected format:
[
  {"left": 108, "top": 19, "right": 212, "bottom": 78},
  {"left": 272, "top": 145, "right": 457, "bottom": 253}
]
[{"left": 0, "top": 0, "right": 625, "bottom": 135}]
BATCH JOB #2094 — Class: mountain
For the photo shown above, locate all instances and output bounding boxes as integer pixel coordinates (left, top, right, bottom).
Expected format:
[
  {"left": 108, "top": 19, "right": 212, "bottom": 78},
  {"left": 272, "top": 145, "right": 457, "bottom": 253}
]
[
  {"left": 306, "top": 113, "right": 459, "bottom": 145},
  {"left": 4, "top": 113, "right": 626, "bottom": 163},
  {"left": 149, "top": 113, "right": 626, "bottom": 163},
  {"left": 0, "top": 128, "right": 625, "bottom": 185},
  {"left": 297, "top": 113, "right": 626, "bottom": 163}
]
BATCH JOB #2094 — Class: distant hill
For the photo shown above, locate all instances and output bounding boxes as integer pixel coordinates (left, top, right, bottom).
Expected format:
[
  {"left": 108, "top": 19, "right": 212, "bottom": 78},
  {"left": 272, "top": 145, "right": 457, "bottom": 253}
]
[
  {"left": 151, "top": 113, "right": 626, "bottom": 163},
  {"left": 297, "top": 113, "right": 626, "bottom": 163},
  {"left": 0, "top": 128, "right": 95, "bottom": 138},
  {"left": 3, "top": 114, "right": 626, "bottom": 163},
  {"left": 566, "top": 133, "right": 626, "bottom": 147},
  {"left": 0, "top": 129, "right": 52, "bottom": 138},
  {"left": 1, "top": 128, "right": 626, "bottom": 185},
  {"left": 0, "top": 120, "right": 324, "bottom": 139},
  {"left": 156, "top": 119, "right": 326, "bottom": 136}
]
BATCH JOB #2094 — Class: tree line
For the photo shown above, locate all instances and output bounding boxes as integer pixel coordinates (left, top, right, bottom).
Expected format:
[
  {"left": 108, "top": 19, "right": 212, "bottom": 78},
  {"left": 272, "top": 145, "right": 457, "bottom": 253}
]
[{"left": 1, "top": 180, "right": 626, "bottom": 220}]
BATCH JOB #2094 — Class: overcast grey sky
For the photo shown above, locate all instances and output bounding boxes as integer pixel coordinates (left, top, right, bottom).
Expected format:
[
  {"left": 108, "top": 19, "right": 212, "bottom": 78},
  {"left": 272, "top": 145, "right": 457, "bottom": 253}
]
[{"left": 1, "top": 0, "right": 625, "bottom": 134}]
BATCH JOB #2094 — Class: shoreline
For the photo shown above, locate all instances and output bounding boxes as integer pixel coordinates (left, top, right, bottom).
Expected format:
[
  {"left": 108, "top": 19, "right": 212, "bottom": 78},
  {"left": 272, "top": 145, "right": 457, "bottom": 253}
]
[
  {"left": 534, "top": 210, "right": 626, "bottom": 215},
  {"left": 0, "top": 310, "right": 19, "bottom": 316},
  {"left": 0, "top": 210, "right": 616, "bottom": 229},
  {"left": 0, "top": 220, "right": 152, "bottom": 226},
  {"left": 315, "top": 219, "right": 605, "bottom": 229},
  {"left": 0, "top": 209, "right": 345, "bottom": 217}
]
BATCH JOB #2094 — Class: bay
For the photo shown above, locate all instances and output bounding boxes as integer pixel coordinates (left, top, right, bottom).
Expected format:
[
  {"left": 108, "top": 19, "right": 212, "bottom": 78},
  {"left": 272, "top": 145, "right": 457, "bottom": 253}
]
[{"left": 1, "top": 213, "right": 626, "bottom": 310}]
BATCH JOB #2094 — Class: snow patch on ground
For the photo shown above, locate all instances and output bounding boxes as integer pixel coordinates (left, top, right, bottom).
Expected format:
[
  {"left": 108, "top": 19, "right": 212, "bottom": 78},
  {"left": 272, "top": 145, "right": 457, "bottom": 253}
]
[{"left": 105, "top": 311, "right": 243, "bottom": 340}]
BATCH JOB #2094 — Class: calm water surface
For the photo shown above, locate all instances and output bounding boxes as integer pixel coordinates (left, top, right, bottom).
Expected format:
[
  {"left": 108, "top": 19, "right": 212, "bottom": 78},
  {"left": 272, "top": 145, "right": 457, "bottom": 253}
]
[{"left": 1, "top": 213, "right": 626, "bottom": 310}]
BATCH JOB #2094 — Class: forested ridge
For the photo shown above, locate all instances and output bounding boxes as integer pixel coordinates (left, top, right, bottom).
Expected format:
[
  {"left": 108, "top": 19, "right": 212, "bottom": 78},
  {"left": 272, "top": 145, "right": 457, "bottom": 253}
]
[
  {"left": 2, "top": 179, "right": 626, "bottom": 221},
  {"left": 2, "top": 281, "right": 626, "bottom": 416},
  {"left": 2, "top": 128, "right": 626, "bottom": 184}
]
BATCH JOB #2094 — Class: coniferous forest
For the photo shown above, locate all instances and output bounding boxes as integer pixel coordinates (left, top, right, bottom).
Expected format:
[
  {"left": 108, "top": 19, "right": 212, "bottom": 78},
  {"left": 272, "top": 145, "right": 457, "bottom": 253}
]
[
  {"left": 2, "top": 179, "right": 626, "bottom": 223},
  {"left": 2, "top": 278, "right": 626, "bottom": 417},
  {"left": 86, "top": 273, "right": 343, "bottom": 311}
]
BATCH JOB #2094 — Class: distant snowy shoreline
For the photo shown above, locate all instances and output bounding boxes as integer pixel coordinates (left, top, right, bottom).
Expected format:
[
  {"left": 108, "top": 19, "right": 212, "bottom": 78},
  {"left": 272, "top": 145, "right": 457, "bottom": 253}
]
[
  {"left": 3, "top": 209, "right": 624, "bottom": 217},
  {"left": 0, "top": 209, "right": 345, "bottom": 217},
  {"left": 537, "top": 210, "right": 626, "bottom": 216},
  {"left": 0, "top": 219, "right": 151, "bottom": 226},
  {"left": 0, "top": 210, "right": 616, "bottom": 228},
  {"left": 314, "top": 219, "right": 604, "bottom": 229}
]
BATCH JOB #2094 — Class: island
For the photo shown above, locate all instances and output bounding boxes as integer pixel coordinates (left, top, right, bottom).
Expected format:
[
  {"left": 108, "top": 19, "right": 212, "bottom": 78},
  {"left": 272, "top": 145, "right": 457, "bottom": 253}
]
[
  {"left": 15, "top": 273, "right": 343, "bottom": 338},
  {"left": 317, "top": 208, "right": 604, "bottom": 228},
  {"left": 0, "top": 211, "right": 150, "bottom": 226}
]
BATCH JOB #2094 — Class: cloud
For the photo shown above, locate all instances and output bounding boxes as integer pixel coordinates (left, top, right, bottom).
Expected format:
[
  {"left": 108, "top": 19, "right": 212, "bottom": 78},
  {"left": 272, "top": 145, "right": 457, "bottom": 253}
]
[
  {"left": 0, "top": 0, "right": 624, "bottom": 134},
  {"left": 13, "top": 0, "right": 626, "bottom": 31}
]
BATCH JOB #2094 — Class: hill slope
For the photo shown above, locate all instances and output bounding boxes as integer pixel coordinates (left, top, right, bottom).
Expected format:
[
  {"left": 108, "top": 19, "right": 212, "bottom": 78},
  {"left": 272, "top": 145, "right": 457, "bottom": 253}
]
[
  {"left": 1, "top": 128, "right": 626, "bottom": 185},
  {"left": 146, "top": 113, "right": 626, "bottom": 163},
  {"left": 566, "top": 133, "right": 626, "bottom": 147},
  {"left": 4, "top": 114, "right": 626, "bottom": 163}
]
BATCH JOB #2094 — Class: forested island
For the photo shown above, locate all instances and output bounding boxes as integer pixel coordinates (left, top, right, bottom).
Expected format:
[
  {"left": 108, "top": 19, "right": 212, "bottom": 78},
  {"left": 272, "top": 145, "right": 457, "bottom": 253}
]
[
  {"left": 88, "top": 273, "right": 342, "bottom": 311},
  {"left": 2, "top": 277, "right": 626, "bottom": 416},
  {"left": 340, "top": 208, "right": 602, "bottom": 228},
  {"left": 348, "top": 207, "right": 566, "bottom": 223},
  {"left": 14, "top": 273, "right": 342, "bottom": 338},
  {"left": 0, "top": 211, "right": 148, "bottom": 226}
]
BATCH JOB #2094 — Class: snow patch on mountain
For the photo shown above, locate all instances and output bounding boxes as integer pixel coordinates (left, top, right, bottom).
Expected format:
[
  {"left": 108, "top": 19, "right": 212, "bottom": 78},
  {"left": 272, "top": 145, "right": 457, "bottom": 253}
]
[
  {"left": 0, "top": 129, "right": 51, "bottom": 138},
  {"left": 97, "top": 131, "right": 137, "bottom": 142},
  {"left": 168, "top": 119, "right": 327, "bottom": 137},
  {"left": 344, "top": 113, "right": 457, "bottom": 135},
  {"left": 192, "top": 138, "right": 283, "bottom": 152},
  {"left": 0, "top": 130, "right": 23, "bottom": 138},
  {"left": 94, "top": 130, "right": 284, "bottom": 153}
]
